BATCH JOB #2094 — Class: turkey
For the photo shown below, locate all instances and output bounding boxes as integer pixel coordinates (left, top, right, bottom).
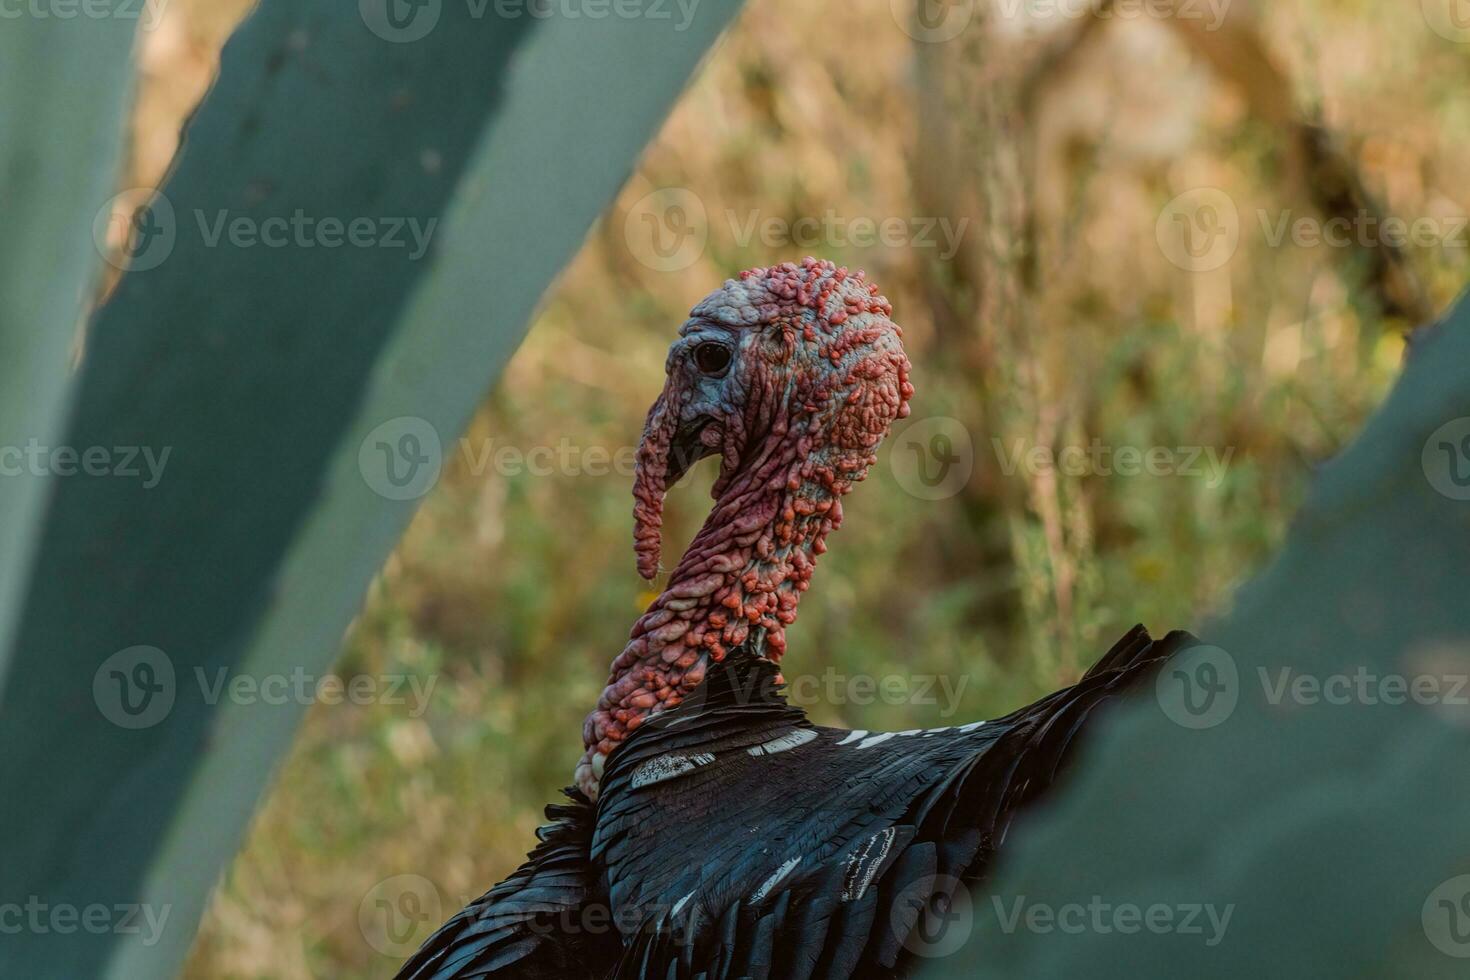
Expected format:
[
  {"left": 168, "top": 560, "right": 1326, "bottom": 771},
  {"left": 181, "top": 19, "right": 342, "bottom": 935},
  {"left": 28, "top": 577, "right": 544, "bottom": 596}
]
[{"left": 395, "top": 258, "right": 1195, "bottom": 979}]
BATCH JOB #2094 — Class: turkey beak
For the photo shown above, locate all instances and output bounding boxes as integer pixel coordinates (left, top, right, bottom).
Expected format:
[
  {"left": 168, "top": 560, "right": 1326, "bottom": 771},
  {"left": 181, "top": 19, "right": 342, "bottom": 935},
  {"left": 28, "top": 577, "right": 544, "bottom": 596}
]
[
  {"left": 633, "top": 381, "right": 718, "bottom": 581},
  {"left": 664, "top": 417, "right": 715, "bottom": 486}
]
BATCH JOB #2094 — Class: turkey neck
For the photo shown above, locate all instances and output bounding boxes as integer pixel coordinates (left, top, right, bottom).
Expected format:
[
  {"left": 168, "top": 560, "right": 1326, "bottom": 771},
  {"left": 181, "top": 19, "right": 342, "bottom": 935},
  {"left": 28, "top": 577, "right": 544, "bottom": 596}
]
[{"left": 577, "top": 424, "right": 853, "bottom": 798}]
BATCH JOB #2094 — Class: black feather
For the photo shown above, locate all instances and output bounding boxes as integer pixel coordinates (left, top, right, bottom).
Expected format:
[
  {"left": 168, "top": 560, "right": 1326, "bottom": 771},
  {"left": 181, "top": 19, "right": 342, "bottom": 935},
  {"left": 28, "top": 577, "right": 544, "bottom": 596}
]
[{"left": 395, "top": 626, "right": 1196, "bottom": 979}]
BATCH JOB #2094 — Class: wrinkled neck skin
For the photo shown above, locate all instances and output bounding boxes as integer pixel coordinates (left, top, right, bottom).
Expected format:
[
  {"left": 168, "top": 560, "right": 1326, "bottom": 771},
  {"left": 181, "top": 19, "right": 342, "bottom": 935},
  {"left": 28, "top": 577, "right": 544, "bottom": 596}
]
[
  {"left": 575, "top": 430, "right": 852, "bottom": 801},
  {"left": 574, "top": 258, "right": 911, "bottom": 801}
]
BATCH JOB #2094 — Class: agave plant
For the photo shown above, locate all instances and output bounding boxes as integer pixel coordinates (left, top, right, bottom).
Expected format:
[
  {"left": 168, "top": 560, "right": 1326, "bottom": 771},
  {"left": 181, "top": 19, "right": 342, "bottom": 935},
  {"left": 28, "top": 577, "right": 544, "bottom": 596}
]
[
  {"left": 0, "top": 3, "right": 740, "bottom": 976},
  {"left": 929, "top": 303, "right": 1470, "bottom": 979}
]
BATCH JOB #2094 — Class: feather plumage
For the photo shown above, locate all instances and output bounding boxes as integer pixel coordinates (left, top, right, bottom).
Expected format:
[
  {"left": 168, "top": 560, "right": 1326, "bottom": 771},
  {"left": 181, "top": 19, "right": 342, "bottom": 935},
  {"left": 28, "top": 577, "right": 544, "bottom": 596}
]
[{"left": 396, "top": 625, "right": 1195, "bottom": 979}]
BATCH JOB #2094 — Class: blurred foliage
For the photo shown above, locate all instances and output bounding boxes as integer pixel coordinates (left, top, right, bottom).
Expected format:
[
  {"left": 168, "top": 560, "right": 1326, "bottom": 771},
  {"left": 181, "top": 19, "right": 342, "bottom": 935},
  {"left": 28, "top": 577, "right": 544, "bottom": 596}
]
[
  {"left": 117, "top": 0, "right": 1470, "bottom": 976},
  {"left": 935, "top": 284, "right": 1470, "bottom": 980}
]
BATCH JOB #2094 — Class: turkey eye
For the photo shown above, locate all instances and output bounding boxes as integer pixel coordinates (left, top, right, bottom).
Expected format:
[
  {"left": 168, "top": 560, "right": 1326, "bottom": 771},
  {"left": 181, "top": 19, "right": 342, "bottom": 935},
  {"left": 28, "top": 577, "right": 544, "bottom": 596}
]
[{"left": 694, "top": 342, "right": 732, "bottom": 375}]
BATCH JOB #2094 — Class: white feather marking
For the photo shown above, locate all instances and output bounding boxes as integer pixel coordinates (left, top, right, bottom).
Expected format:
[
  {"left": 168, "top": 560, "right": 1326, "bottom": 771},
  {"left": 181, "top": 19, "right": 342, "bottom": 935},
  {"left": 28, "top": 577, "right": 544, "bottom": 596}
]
[
  {"left": 957, "top": 720, "right": 987, "bottom": 733},
  {"left": 750, "top": 857, "right": 801, "bottom": 904},
  {"left": 845, "top": 728, "right": 963, "bottom": 748},
  {"left": 629, "top": 752, "right": 716, "bottom": 789},
  {"left": 671, "top": 890, "right": 695, "bottom": 918},
  {"left": 747, "top": 728, "right": 818, "bottom": 756},
  {"left": 841, "top": 827, "right": 896, "bottom": 901}
]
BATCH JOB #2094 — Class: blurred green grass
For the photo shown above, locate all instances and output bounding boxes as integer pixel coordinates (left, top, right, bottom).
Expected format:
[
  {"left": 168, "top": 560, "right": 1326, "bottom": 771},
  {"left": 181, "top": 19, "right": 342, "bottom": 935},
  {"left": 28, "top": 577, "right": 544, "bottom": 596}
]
[{"left": 143, "top": 0, "right": 1470, "bottom": 976}]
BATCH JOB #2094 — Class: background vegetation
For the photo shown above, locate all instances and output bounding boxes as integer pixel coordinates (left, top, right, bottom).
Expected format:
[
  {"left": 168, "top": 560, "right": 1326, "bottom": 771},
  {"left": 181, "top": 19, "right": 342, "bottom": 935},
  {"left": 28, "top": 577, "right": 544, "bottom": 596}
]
[{"left": 113, "top": 1, "right": 1470, "bottom": 975}]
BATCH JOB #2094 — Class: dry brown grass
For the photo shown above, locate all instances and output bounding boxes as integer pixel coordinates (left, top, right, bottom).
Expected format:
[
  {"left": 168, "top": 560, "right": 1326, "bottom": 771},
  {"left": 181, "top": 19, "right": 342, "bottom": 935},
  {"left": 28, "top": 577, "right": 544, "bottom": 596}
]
[{"left": 99, "top": 1, "right": 1470, "bottom": 975}]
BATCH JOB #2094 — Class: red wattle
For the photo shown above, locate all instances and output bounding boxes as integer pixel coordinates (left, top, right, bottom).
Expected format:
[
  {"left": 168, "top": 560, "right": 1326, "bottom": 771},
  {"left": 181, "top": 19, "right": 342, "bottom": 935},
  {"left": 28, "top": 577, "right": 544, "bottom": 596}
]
[{"left": 578, "top": 258, "right": 912, "bottom": 800}]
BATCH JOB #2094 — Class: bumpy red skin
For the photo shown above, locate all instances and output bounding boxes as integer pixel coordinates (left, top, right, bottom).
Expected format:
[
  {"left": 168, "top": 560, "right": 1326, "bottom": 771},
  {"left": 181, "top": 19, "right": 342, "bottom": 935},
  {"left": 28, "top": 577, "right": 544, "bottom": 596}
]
[{"left": 576, "top": 258, "right": 913, "bottom": 800}]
